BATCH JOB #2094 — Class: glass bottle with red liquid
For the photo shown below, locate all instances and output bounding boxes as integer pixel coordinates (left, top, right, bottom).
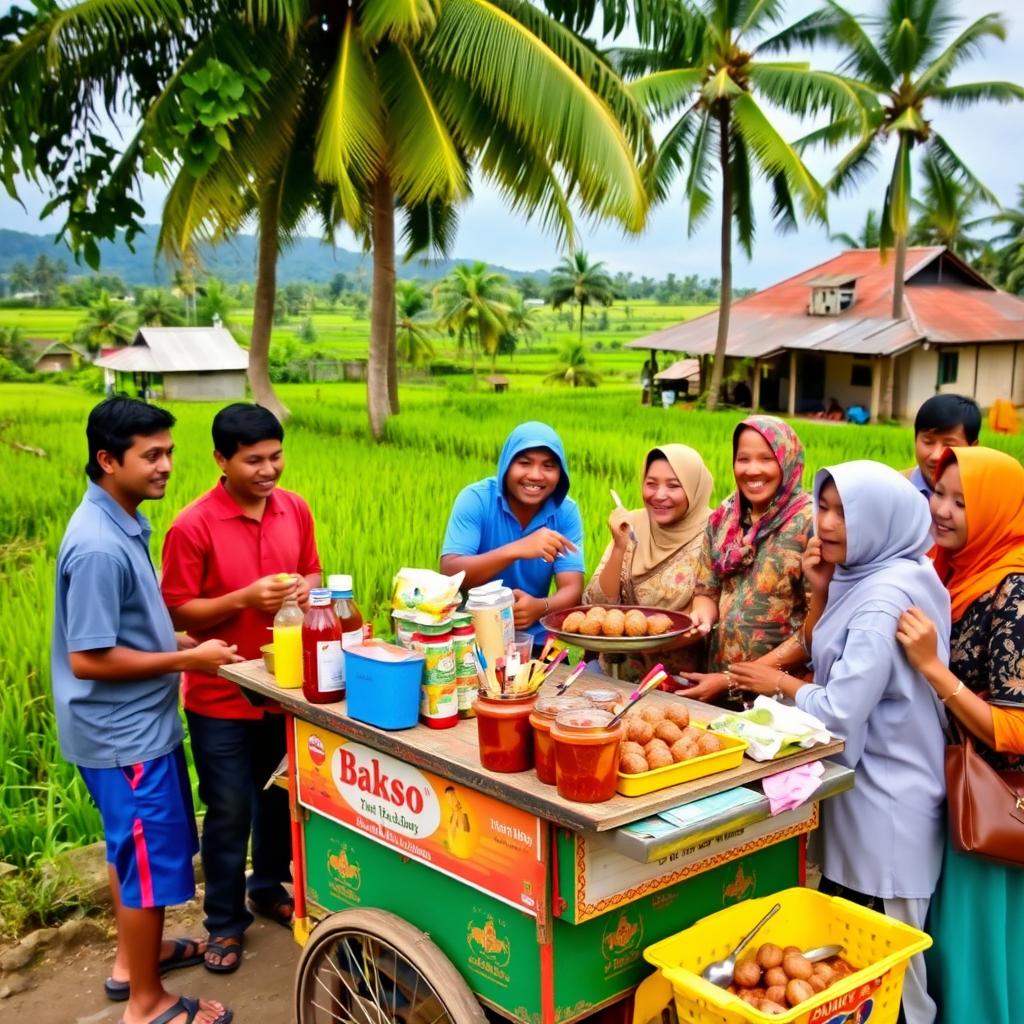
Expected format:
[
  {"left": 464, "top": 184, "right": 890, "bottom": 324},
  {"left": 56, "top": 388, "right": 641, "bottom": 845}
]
[
  {"left": 302, "top": 588, "right": 345, "bottom": 704},
  {"left": 328, "top": 573, "right": 370, "bottom": 649}
]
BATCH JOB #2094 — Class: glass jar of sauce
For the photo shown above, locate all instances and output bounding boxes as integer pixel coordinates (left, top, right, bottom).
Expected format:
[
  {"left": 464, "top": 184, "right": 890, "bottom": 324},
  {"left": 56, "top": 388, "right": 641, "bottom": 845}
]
[
  {"left": 529, "top": 695, "right": 592, "bottom": 785},
  {"left": 473, "top": 691, "right": 537, "bottom": 773},
  {"left": 551, "top": 708, "right": 623, "bottom": 803}
]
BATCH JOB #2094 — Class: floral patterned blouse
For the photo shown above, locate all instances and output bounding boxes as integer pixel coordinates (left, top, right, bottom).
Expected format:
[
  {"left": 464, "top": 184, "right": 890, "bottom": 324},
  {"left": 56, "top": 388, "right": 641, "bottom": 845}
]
[
  {"left": 694, "top": 504, "right": 812, "bottom": 674},
  {"left": 582, "top": 533, "right": 706, "bottom": 683},
  {"left": 949, "top": 573, "right": 1024, "bottom": 774}
]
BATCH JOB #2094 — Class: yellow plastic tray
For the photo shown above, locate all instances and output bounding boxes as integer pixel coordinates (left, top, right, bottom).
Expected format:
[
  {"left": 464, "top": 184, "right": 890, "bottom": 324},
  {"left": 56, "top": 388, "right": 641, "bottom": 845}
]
[
  {"left": 617, "top": 723, "right": 748, "bottom": 796},
  {"left": 643, "top": 887, "right": 932, "bottom": 1024}
]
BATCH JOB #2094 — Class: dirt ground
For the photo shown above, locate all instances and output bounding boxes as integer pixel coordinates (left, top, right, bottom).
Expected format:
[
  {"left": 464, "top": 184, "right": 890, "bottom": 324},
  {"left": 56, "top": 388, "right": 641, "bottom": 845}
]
[{"left": 9, "top": 898, "right": 299, "bottom": 1024}]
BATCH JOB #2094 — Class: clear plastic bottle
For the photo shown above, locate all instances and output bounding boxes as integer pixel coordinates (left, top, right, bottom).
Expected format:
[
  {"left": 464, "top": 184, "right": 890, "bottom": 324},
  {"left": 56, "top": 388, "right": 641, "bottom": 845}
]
[
  {"left": 328, "top": 573, "right": 369, "bottom": 649},
  {"left": 302, "top": 588, "right": 344, "bottom": 703},
  {"left": 272, "top": 592, "right": 304, "bottom": 688}
]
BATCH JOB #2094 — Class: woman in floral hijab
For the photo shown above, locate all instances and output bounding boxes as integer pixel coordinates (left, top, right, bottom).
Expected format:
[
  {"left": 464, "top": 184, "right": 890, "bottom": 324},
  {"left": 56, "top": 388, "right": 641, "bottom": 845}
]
[{"left": 681, "top": 416, "right": 812, "bottom": 706}]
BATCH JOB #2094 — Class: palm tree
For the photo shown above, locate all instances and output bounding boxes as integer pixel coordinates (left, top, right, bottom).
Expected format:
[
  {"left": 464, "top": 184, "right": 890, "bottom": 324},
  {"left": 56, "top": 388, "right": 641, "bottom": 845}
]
[
  {"left": 74, "top": 291, "right": 136, "bottom": 353},
  {"left": 548, "top": 251, "right": 615, "bottom": 345},
  {"left": 7, "top": 261, "right": 33, "bottom": 296},
  {"left": 613, "top": 0, "right": 869, "bottom": 411},
  {"left": 435, "top": 262, "right": 515, "bottom": 374},
  {"left": 0, "top": 2, "right": 651, "bottom": 435},
  {"left": 0, "top": 326, "right": 33, "bottom": 371},
  {"left": 831, "top": 209, "right": 881, "bottom": 249},
  {"left": 196, "top": 278, "right": 234, "bottom": 328},
  {"left": 544, "top": 340, "right": 602, "bottom": 387},
  {"left": 786, "top": 0, "right": 1023, "bottom": 318},
  {"left": 989, "top": 185, "right": 1024, "bottom": 294},
  {"left": 137, "top": 289, "right": 185, "bottom": 327},
  {"left": 395, "top": 281, "right": 436, "bottom": 368},
  {"left": 505, "top": 293, "right": 542, "bottom": 351},
  {"left": 909, "top": 152, "right": 992, "bottom": 259}
]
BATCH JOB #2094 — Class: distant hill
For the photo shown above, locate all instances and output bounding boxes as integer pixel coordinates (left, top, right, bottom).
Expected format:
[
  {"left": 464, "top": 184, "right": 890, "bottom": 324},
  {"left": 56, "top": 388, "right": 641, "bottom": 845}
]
[{"left": 0, "top": 227, "right": 549, "bottom": 286}]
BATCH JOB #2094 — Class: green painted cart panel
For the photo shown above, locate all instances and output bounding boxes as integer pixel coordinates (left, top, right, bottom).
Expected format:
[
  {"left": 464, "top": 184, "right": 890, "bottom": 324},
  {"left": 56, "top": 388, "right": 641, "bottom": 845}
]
[{"left": 303, "top": 810, "right": 799, "bottom": 1023}]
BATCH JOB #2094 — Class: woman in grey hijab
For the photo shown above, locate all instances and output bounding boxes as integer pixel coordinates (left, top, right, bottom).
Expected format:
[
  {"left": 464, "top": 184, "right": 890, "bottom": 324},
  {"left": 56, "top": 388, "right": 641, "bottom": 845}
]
[{"left": 728, "top": 461, "right": 950, "bottom": 1024}]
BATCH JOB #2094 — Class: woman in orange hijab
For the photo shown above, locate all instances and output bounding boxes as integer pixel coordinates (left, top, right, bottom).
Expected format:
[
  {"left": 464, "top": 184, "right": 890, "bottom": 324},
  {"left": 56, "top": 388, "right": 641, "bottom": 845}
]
[{"left": 896, "top": 446, "right": 1024, "bottom": 1023}]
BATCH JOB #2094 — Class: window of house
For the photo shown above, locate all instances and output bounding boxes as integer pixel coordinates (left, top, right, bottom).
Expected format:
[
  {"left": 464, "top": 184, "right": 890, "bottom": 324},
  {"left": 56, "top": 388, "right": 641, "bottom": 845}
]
[
  {"left": 850, "top": 363, "right": 872, "bottom": 387},
  {"left": 938, "top": 350, "right": 959, "bottom": 386}
]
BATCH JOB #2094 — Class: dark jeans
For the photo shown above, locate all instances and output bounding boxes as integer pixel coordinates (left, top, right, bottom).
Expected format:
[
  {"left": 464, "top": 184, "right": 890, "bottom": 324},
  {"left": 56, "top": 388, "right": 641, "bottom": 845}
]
[{"left": 186, "top": 710, "right": 292, "bottom": 936}]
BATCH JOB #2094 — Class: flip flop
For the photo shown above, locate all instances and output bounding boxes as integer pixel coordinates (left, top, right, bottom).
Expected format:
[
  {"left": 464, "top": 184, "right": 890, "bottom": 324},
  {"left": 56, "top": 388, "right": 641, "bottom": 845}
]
[
  {"left": 119, "top": 994, "right": 233, "bottom": 1024},
  {"left": 105, "top": 936, "right": 206, "bottom": 1001},
  {"left": 203, "top": 934, "right": 243, "bottom": 975},
  {"left": 246, "top": 893, "right": 294, "bottom": 929}
]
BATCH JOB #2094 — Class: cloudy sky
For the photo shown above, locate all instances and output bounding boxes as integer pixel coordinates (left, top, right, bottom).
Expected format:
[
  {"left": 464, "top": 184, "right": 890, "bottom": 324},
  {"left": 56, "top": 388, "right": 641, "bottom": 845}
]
[{"left": 2, "top": 0, "right": 1021, "bottom": 287}]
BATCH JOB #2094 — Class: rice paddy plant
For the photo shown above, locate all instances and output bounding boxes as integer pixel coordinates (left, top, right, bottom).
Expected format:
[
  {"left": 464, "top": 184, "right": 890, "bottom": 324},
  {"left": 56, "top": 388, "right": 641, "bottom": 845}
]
[{"left": 4, "top": 379, "right": 1024, "bottom": 865}]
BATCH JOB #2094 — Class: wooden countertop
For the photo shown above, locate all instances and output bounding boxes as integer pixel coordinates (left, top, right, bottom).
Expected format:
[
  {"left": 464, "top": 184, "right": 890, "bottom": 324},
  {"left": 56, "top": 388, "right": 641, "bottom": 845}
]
[{"left": 220, "top": 660, "right": 844, "bottom": 833}]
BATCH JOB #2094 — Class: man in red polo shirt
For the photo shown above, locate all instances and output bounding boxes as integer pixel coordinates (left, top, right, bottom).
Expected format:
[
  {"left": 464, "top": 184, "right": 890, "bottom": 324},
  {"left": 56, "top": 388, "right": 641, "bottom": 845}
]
[{"left": 161, "top": 404, "right": 321, "bottom": 974}]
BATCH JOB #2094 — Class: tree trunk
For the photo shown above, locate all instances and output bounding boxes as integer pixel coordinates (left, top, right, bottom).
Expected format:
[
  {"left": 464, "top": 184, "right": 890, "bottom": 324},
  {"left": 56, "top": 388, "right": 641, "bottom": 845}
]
[
  {"left": 386, "top": 294, "right": 400, "bottom": 415},
  {"left": 249, "top": 184, "right": 289, "bottom": 422},
  {"left": 579, "top": 301, "right": 585, "bottom": 346},
  {"left": 708, "top": 107, "right": 733, "bottom": 414},
  {"left": 891, "top": 232, "right": 908, "bottom": 319},
  {"left": 369, "top": 172, "right": 396, "bottom": 441}
]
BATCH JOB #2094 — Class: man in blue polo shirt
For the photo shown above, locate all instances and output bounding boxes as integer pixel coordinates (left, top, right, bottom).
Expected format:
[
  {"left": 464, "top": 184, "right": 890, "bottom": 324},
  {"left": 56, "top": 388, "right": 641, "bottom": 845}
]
[
  {"left": 440, "top": 421, "right": 584, "bottom": 641},
  {"left": 52, "top": 396, "right": 240, "bottom": 1024}
]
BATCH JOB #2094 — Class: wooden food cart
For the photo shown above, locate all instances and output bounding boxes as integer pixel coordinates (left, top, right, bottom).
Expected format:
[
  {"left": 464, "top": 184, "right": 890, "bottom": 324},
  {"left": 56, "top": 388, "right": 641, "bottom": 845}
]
[{"left": 220, "top": 662, "right": 851, "bottom": 1024}]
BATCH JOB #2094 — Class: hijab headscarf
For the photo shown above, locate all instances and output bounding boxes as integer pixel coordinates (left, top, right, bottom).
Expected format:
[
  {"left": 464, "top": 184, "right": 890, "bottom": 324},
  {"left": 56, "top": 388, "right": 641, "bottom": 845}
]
[
  {"left": 812, "top": 461, "right": 951, "bottom": 679},
  {"left": 708, "top": 416, "right": 810, "bottom": 577},
  {"left": 629, "top": 445, "right": 713, "bottom": 578},
  {"left": 932, "top": 446, "right": 1024, "bottom": 621}
]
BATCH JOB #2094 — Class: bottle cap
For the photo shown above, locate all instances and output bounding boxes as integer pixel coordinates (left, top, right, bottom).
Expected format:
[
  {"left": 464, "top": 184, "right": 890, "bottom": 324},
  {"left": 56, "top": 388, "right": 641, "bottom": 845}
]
[
  {"left": 309, "top": 588, "right": 332, "bottom": 606},
  {"left": 328, "top": 573, "right": 354, "bottom": 597}
]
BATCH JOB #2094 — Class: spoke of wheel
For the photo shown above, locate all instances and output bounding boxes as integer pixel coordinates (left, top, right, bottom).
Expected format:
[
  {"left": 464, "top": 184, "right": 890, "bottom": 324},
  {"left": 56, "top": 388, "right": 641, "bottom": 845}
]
[
  {"left": 317, "top": 944, "right": 370, "bottom": 1022},
  {"left": 303, "top": 928, "right": 456, "bottom": 1024}
]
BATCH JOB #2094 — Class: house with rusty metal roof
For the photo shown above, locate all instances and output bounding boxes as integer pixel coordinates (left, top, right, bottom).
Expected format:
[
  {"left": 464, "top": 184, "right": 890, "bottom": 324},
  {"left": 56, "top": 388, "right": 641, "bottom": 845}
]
[
  {"left": 96, "top": 326, "right": 249, "bottom": 400},
  {"left": 628, "top": 247, "right": 1024, "bottom": 421}
]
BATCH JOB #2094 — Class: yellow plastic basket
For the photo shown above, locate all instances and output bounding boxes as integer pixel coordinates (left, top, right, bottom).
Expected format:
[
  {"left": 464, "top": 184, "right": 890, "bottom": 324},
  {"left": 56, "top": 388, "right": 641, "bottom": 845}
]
[{"left": 643, "top": 887, "right": 931, "bottom": 1024}]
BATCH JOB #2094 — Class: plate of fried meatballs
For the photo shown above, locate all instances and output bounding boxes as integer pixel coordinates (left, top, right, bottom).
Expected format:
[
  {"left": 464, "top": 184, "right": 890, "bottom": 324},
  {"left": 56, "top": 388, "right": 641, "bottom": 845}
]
[{"left": 539, "top": 605, "right": 693, "bottom": 653}]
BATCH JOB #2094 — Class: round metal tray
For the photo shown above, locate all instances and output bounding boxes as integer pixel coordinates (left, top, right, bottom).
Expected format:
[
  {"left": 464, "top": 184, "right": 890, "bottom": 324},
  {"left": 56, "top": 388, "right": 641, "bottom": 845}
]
[{"left": 539, "top": 605, "right": 693, "bottom": 654}]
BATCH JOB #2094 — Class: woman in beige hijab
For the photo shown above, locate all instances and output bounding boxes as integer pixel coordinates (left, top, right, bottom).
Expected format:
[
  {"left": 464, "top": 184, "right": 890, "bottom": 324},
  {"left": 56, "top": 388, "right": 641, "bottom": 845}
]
[{"left": 583, "top": 445, "right": 713, "bottom": 683}]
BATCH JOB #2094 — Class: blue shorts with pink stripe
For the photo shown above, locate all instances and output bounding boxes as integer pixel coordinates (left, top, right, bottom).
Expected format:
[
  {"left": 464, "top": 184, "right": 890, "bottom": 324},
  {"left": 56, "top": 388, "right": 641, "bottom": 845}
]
[{"left": 80, "top": 745, "right": 199, "bottom": 909}]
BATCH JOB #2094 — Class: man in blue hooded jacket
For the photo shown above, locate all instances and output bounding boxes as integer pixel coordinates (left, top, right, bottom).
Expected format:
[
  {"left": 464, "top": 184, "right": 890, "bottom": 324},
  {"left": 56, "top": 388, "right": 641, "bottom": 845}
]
[{"left": 441, "top": 422, "right": 584, "bottom": 642}]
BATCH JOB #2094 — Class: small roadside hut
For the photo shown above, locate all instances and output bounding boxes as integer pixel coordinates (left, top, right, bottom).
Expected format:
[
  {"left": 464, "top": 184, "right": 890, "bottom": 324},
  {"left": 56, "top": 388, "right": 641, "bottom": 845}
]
[{"left": 96, "top": 327, "right": 248, "bottom": 400}]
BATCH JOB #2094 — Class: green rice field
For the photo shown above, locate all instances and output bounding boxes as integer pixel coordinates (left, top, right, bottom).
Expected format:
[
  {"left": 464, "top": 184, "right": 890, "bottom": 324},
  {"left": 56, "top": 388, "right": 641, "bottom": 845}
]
[
  {"left": 1, "top": 300, "right": 713, "bottom": 381},
  {"left": 4, "top": 380, "right": 1024, "bottom": 873}
]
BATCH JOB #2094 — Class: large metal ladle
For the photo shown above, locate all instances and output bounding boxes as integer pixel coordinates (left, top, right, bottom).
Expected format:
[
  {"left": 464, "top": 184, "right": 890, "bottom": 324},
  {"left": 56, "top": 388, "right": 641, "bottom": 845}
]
[{"left": 702, "top": 902, "right": 781, "bottom": 988}]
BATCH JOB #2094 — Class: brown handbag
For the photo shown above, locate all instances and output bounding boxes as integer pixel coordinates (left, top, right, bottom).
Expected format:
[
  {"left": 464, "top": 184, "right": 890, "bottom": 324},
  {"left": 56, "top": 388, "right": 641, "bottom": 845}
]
[{"left": 945, "top": 719, "right": 1024, "bottom": 867}]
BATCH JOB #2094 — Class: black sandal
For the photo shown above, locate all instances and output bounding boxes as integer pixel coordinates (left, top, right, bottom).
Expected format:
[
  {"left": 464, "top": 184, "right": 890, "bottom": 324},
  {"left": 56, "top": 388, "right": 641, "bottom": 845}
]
[
  {"left": 246, "top": 893, "right": 294, "bottom": 929},
  {"left": 118, "top": 995, "right": 233, "bottom": 1024},
  {"left": 105, "top": 936, "right": 206, "bottom": 1000},
  {"left": 203, "top": 934, "right": 243, "bottom": 975}
]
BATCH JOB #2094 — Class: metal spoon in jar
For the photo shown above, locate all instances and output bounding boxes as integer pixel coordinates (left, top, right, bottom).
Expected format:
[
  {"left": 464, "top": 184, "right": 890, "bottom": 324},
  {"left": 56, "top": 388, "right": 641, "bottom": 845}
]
[{"left": 702, "top": 902, "right": 781, "bottom": 988}]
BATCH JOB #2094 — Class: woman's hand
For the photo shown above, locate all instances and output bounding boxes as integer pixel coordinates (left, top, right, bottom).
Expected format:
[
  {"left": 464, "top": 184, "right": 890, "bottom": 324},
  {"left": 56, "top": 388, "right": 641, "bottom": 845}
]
[
  {"left": 802, "top": 536, "right": 834, "bottom": 595},
  {"left": 895, "top": 607, "right": 943, "bottom": 677},
  {"left": 688, "top": 596, "right": 719, "bottom": 635},
  {"left": 675, "top": 671, "right": 730, "bottom": 702},
  {"left": 608, "top": 508, "right": 634, "bottom": 550},
  {"left": 727, "top": 661, "right": 786, "bottom": 696}
]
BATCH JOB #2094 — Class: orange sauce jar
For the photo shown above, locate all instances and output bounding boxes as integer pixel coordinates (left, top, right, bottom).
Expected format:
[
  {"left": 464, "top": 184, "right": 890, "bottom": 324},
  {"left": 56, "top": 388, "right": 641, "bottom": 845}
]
[
  {"left": 529, "top": 695, "right": 592, "bottom": 785},
  {"left": 551, "top": 708, "right": 623, "bottom": 803},
  {"left": 473, "top": 692, "right": 537, "bottom": 773}
]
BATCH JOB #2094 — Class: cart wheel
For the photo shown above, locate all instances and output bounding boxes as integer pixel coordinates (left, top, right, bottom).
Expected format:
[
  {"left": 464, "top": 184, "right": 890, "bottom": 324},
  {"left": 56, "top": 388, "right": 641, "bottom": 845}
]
[{"left": 295, "top": 908, "right": 486, "bottom": 1024}]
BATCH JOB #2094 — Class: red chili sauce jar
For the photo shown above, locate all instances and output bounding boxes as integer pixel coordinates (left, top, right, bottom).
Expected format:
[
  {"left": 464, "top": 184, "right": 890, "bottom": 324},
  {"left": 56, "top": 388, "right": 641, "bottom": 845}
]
[
  {"left": 473, "top": 691, "right": 537, "bottom": 773},
  {"left": 529, "top": 695, "right": 592, "bottom": 785},
  {"left": 550, "top": 708, "right": 623, "bottom": 803}
]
